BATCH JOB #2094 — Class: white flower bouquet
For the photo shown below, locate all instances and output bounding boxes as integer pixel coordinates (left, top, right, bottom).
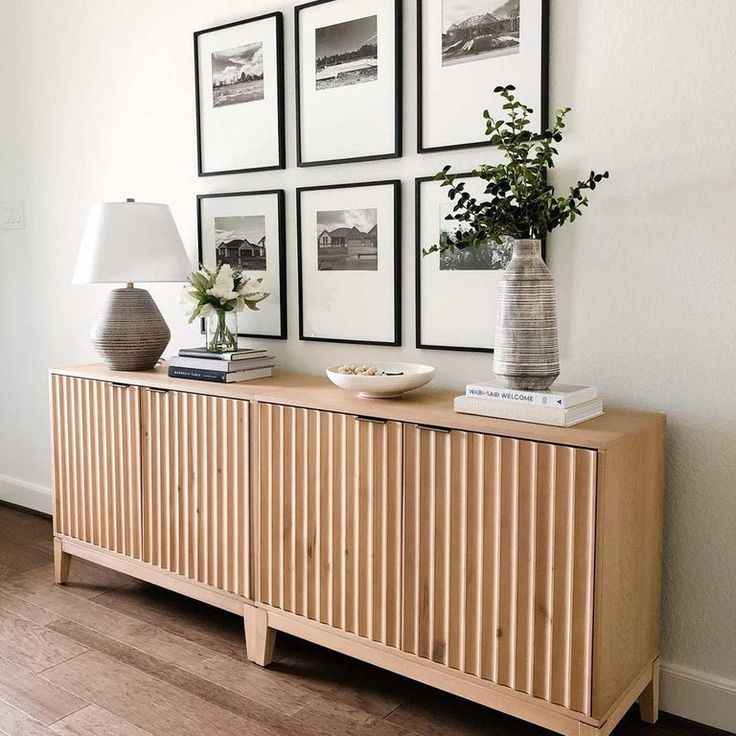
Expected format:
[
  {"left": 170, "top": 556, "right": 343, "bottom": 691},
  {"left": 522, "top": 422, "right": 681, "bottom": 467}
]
[{"left": 182, "top": 264, "right": 269, "bottom": 352}]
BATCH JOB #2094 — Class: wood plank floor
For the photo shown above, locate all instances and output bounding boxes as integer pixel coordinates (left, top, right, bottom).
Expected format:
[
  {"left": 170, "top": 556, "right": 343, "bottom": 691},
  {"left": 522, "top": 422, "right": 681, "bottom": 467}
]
[{"left": 0, "top": 505, "right": 729, "bottom": 736}]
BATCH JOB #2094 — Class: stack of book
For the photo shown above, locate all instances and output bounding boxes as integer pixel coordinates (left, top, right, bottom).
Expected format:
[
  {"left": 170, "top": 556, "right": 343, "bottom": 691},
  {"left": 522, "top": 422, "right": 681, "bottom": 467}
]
[
  {"left": 454, "top": 379, "right": 603, "bottom": 427},
  {"left": 168, "top": 347, "right": 274, "bottom": 384}
]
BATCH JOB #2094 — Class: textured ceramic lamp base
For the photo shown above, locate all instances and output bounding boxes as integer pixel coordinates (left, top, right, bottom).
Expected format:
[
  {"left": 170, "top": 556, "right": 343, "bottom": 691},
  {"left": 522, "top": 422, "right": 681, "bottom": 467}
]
[
  {"left": 91, "top": 287, "right": 171, "bottom": 371},
  {"left": 493, "top": 239, "right": 560, "bottom": 391}
]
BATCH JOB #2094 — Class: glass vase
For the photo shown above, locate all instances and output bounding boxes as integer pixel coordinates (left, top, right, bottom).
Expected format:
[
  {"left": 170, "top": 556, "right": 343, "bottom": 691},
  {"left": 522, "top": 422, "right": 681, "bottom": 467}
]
[{"left": 205, "top": 309, "right": 238, "bottom": 353}]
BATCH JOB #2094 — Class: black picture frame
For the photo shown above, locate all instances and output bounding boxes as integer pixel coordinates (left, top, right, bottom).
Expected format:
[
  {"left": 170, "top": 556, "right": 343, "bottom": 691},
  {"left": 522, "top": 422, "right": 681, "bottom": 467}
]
[
  {"left": 415, "top": 173, "right": 546, "bottom": 352},
  {"left": 194, "top": 12, "right": 286, "bottom": 176},
  {"left": 197, "top": 189, "right": 288, "bottom": 340},
  {"left": 296, "top": 180, "right": 402, "bottom": 345},
  {"left": 417, "top": 0, "right": 549, "bottom": 154},
  {"left": 295, "top": 0, "right": 403, "bottom": 167}
]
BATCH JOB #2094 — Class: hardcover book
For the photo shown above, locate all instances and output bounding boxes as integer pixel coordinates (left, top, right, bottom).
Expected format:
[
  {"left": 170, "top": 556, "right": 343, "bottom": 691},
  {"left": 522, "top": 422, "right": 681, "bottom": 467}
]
[
  {"left": 178, "top": 347, "right": 268, "bottom": 361},
  {"left": 168, "top": 366, "right": 273, "bottom": 383},
  {"left": 169, "top": 356, "right": 275, "bottom": 372},
  {"left": 465, "top": 380, "right": 597, "bottom": 409},
  {"left": 454, "top": 395, "right": 604, "bottom": 428}
]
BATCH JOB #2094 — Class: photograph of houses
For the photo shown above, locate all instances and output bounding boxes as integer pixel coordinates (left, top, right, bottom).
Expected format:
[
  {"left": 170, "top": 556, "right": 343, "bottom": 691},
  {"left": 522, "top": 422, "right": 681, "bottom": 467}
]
[
  {"left": 211, "top": 41, "right": 265, "bottom": 107},
  {"left": 315, "top": 15, "right": 378, "bottom": 90},
  {"left": 317, "top": 208, "right": 378, "bottom": 271},
  {"left": 215, "top": 215, "right": 267, "bottom": 270},
  {"left": 439, "top": 204, "right": 512, "bottom": 270},
  {"left": 442, "top": 0, "right": 520, "bottom": 66}
]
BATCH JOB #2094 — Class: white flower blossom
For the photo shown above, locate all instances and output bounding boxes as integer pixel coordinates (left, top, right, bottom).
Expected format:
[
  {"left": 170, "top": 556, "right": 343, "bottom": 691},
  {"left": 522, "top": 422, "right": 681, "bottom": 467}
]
[{"left": 206, "top": 266, "right": 239, "bottom": 304}]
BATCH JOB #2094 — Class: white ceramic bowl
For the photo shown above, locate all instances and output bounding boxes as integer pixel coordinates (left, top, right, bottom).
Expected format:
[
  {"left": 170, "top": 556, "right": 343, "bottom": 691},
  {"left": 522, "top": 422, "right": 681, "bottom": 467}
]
[{"left": 326, "top": 362, "right": 435, "bottom": 399}]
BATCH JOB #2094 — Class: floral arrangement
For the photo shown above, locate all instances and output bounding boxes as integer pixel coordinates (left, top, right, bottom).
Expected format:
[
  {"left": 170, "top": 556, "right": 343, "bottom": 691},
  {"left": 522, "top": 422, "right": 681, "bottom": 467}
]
[
  {"left": 182, "top": 263, "right": 268, "bottom": 321},
  {"left": 182, "top": 264, "right": 269, "bottom": 351},
  {"left": 426, "top": 85, "right": 609, "bottom": 255}
]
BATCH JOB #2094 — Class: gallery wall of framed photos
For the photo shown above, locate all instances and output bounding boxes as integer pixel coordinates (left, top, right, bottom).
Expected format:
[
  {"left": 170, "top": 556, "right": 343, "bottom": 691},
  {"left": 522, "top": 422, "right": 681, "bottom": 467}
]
[{"left": 192, "top": 0, "right": 549, "bottom": 364}]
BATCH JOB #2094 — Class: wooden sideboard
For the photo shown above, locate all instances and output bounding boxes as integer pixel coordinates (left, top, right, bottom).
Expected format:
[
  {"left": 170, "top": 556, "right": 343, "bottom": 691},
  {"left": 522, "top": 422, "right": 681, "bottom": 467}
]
[{"left": 49, "top": 364, "right": 665, "bottom": 736}]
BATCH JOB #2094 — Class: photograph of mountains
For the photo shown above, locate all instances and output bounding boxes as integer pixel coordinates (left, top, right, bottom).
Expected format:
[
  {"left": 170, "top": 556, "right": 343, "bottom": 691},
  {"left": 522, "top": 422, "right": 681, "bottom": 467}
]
[
  {"left": 442, "top": 0, "right": 520, "bottom": 66},
  {"left": 215, "top": 215, "right": 267, "bottom": 271}
]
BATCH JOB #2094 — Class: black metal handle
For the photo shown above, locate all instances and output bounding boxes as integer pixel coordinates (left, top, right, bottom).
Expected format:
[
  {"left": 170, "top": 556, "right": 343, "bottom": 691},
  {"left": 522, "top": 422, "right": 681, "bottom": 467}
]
[
  {"left": 146, "top": 387, "right": 169, "bottom": 395},
  {"left": 109, "top": 382, "right": 129, "bottom": 389},
  {"left": 416, "top": 423, "right": 451, "bottom": 434},
  {"left": 355, "top": 415, "right": 387, "bottom": 425}
]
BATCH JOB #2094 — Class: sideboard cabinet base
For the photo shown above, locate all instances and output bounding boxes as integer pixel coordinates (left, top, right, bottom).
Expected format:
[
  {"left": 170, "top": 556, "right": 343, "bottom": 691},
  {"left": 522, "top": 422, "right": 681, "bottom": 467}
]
[{"left": 49, "top": 366, "right": 665, "bottom": 736}]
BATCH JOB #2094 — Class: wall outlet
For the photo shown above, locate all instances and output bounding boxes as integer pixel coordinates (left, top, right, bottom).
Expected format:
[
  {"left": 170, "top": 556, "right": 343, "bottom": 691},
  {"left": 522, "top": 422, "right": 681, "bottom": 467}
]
[{"left": 1, "top": 201, "right": 25, "bottom": 230}]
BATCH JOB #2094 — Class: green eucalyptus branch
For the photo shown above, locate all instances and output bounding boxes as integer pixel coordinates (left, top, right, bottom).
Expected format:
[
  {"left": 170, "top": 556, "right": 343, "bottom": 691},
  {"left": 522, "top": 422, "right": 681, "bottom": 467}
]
[{"left": 424, "top": 85, "right": 609, "bottom": 256}]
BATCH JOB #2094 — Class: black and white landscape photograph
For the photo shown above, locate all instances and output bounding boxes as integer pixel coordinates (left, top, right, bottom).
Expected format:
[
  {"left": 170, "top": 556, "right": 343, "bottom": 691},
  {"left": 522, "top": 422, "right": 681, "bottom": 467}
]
[
  {"left": 442, "top": 0, "right": 520, "bottom": 66},
  {"left": 439, "top": 204, "right": 512, "bottom": 270},
  {"left": 317, "top": 208, "right": 378, "bottom": 271},
  {"left": 215, "top": 215, "right": 267, "bottom": 271},
  {"left": 315, "top": 15, "right": 378, "bottom": 90},
  {"left": 211, "top": 41, "right": 265, "bottom": 107}
]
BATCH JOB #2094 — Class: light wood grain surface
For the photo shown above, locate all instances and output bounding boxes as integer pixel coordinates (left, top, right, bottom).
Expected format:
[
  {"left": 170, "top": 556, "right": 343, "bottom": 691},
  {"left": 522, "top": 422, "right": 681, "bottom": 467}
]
[
  {"left": 45, "top": 367, "right": 668, "bottom": 736},
  {"left": 50, "top": 364, "right": 662, "bottom": 451}
]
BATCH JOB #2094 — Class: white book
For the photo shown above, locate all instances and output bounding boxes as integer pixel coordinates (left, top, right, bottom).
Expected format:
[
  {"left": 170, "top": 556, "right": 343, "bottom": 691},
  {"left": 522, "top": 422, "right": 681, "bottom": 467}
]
[
  {"left": 169, "top": 355, "right": 275, "bottom": 372},
  {"left": 465, "top": 379, "right": 597, "bottom": 408},
  {"left": 454, "top": 395, "right": 604, "bottom": 428}
]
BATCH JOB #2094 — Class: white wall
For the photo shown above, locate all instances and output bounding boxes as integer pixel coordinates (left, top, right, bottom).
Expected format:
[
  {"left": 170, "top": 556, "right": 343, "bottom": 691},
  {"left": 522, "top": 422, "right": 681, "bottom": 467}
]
[{"left": 1, "top": 0, "right": 734, "bottom": 729}]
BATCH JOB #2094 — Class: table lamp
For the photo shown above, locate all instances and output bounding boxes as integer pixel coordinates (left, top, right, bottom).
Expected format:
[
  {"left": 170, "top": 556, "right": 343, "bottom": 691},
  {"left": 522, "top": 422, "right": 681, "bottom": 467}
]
[{"left": 73, "top": 199, "right": 192, "bottom": 371}]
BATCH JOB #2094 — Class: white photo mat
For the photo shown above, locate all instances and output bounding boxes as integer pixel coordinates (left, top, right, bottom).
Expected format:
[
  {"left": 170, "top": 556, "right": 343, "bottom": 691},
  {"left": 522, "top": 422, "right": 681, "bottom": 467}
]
[
  {"left": 298, "top": 181, "right": 400, "bottom": 344},
  {"left": 416, "top": 175, "right": 511, "bottom": 351},
  {"left": 418, "top": 0, "right": 546, "bottom": 151},
  {"left": 195, "top": 13, "right": 284, "bottom": 174},
  {"left": 296, "top": 0, "right": 401, "bottom": 165},
  {"left": 198, "top": 191, "right": 286, "bottom": 339}
]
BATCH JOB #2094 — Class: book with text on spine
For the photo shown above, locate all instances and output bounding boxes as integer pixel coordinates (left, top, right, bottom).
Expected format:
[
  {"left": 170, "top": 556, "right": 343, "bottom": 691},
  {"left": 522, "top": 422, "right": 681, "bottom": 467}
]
[
  {"left": 454, "top": 395, "right": 604, "bottom": 428},
  {"left": 465, "top": 380, "right": 597, "bottom": 408},
  {"left": 168, "top": 366, "right": 273, "bottom": 384}
]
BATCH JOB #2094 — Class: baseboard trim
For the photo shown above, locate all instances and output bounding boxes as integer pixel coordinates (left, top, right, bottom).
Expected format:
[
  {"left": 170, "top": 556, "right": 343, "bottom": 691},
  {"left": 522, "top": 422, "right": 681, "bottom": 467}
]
[
  {"left": 661, "top": 661, "right": 736, "bottom": 732},
  {"left": 0, "top": 474, "right": 52, "bottom": 515}
]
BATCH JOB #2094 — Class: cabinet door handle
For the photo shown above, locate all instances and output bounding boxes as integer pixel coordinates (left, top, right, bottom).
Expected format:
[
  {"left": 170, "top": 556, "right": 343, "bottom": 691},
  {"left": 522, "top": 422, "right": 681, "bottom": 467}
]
[
  {"left": 355, "top": 415, "right": 387, "bottom": 425},
  {"left": 109, "top": 382, "right": 129, "bottom": 389},
  {"left": 416, "top": 423, "right": 451, "bottom": 434},
  {"left": 146, "top": 387, "right": 169, "bottom": 395}
]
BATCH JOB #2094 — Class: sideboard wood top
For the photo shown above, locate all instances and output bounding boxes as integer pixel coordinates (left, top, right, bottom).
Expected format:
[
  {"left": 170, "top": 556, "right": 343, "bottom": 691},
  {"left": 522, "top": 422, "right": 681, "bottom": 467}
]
[{"left": 51, "top": 364, "right": 665, "bottom": 450}]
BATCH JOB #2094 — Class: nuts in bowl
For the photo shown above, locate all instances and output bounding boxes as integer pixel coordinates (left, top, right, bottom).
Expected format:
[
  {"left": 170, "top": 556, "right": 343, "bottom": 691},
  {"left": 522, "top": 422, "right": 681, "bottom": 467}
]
[
  {"left": 326, "top": 362, "right": 435, "bottom": 399},
  {"left": 335, "top": 364, "right": 387, "bottom": 376}
]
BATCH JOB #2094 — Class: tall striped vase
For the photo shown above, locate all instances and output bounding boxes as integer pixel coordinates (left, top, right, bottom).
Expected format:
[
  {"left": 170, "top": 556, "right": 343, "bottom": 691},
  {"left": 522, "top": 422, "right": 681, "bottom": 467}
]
[{"left": 493, "top": 239, "right": 560, "bottom": 390}]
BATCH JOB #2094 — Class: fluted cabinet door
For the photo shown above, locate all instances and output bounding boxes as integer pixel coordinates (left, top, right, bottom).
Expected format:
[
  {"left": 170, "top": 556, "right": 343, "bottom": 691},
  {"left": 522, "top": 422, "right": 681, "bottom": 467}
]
[
  {"left": 141, "top": 389, "right": 251, "bottom": 599},
  {"left": 50, "top": 376, "right": 142, "bottom": 558},
  {"left": 402, "top": 425, "right": 597, "bottom": 716},
  {"left": 255, "top": 404, "right": 403, "bottom": 649}
]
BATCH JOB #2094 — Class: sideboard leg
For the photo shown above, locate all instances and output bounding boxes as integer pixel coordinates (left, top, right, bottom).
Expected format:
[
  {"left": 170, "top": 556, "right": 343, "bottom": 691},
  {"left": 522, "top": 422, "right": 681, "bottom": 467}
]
[
  {"left": 639, "top": 658, "right": 660, "bottom": 724},
  {"left": 244, "top": 606, "right": 276, "bottom": 666},
  {"left": 53, "top": 538, "right": 71, "bottom": 584}
]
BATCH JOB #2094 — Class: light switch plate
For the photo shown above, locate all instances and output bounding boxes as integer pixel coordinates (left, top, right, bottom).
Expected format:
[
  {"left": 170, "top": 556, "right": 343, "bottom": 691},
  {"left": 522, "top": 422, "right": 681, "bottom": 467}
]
[{"left": 1, "top": 201, "right": 25, "bottom": 230}]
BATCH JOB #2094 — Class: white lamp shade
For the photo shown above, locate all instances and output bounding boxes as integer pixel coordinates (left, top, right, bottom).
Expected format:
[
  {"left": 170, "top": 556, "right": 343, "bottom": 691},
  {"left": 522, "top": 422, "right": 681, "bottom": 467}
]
[{"left": 73, "top": 202, "right": 192, "bottom": 284}]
